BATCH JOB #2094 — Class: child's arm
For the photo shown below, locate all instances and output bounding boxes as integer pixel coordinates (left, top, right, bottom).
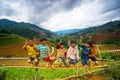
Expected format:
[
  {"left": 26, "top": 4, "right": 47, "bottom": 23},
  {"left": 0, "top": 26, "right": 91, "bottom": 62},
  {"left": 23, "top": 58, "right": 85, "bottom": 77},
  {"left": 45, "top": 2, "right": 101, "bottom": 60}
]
[
  {"left": 36, "top": 46, "right": 40, "bottom": 58},
  {"left": 76, "top": 48, "right": 79, "bottom": 60},
  {"left": 66, "top": 47, "right": 70, "bottom": 58},
  {"left": 48, "top": 51, "right": 51, "bottom": 57},
  {"left": 58, "top": 39, "right": 62, "bottom": 45},
  {"left": 33, "top": 43, "right": 37, "bottom": 50},
  {"left": 79, "top": 36, "right": 83, "bottom": 45},
  {"left": 23, "top": 40, "right": 28, "bottom": 50},
  {"left": 56, "top": 40, "right": 62, "bottom": 49},
  {"left": 88, "top": 36, "right": 92, "bottom": 41},
  {"left": 89, "top": 48, "right": 98, "bottom": 57},
  {"left": 67, "top": 35, "right": 71, "bottom": 46}
]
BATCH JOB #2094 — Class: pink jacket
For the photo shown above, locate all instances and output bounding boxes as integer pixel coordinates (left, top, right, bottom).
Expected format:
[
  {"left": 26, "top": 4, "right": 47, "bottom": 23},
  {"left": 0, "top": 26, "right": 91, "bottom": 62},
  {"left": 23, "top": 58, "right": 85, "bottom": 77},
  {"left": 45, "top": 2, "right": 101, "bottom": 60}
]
[{"left": 67, "top": 46, "right": 79, "bottom": 60}]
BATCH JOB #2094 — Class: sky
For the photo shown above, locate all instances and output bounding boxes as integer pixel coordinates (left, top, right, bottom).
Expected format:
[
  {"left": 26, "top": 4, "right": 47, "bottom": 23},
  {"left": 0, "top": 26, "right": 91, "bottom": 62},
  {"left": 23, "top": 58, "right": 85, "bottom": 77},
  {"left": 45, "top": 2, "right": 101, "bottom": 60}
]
[{"left": 0, "top": 0, "right": 120, "bottom": 31}]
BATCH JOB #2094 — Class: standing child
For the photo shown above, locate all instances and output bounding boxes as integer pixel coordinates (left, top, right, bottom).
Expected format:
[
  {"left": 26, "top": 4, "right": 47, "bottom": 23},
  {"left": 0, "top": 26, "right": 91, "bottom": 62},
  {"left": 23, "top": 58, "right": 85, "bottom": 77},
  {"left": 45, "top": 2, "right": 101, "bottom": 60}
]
[
  {"left": 57, "top": 42, "right": 68, "bottom": 68},
  {"left": 36, "top": 38, "right": 55, "bottom": 68},
  {"left": 67, "top": 39, "right": 79, "bottom": 67},
  {"left": 88, "top": 41, "right": 98, "bottom": 65},
  {"left": 23, "top": 39, "right": 38, "bottom": 66},
  {"left": 79, "top": 36, "right": 92, "bottom": 74}
]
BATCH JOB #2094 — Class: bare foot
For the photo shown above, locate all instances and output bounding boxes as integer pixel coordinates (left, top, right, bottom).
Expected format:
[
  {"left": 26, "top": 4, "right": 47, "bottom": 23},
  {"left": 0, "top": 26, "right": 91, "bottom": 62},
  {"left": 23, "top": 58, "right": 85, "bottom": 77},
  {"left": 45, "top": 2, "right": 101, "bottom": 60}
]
[{"left": 88, "top": 71, "right": 92, "bottom": 74}]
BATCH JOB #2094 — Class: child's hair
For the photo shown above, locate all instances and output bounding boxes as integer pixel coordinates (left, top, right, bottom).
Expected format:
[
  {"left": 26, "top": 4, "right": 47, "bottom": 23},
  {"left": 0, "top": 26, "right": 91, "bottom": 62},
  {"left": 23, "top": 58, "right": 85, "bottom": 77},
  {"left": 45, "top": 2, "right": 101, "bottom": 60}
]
[
  {"left": 91, "top": 41, "right": 96, "bottom": 44},
  {"left": 27, "top": 38, "right": 33, "bottom": 41},
  {"left": 59, "top": 42, "right": 64, "bottom": 45},
  {"left": 70, "top": 41, "right": 76, "bottom": 44},
  {"left": 40, "top": 38, "right": 47, "bottom": 42},
  {"left": 86, "top": 41, "right": 93, "bottom": 48}
]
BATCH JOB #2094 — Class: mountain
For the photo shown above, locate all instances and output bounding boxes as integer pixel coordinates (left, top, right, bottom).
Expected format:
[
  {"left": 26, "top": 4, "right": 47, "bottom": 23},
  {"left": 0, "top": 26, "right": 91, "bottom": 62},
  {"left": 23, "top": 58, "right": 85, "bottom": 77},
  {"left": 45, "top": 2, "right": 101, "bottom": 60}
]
[
  {"left": 55, "top": 29, "right": 81, "bottom": 35},
  {"left": 0, "top": 19, "right": 55, "bottom": 38},
  {"left": 70, "top": 20, "right": 120, "bottom": 45}
]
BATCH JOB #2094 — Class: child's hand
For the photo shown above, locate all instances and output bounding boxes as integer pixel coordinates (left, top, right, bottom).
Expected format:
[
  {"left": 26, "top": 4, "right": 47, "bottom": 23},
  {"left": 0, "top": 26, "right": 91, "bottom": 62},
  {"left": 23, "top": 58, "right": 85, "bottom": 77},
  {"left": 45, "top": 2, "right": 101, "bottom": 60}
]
[
  {"left": 25, "top": 40, "right": 28, "bottom": 44},
  {"left": 88, "top": 36, "right": 92, "bottom": 40},
  {"left": 67, "top": 35, "right": 70, "bottom": 39},
  {"left": 88, "top": 55, "right": 93, "bottom": 57},
  {"left": 80, "top": 36, "right": 82, "bottom": 39},
  {"left": 60, "top": 39, "right": 62, "bottom": 42}
]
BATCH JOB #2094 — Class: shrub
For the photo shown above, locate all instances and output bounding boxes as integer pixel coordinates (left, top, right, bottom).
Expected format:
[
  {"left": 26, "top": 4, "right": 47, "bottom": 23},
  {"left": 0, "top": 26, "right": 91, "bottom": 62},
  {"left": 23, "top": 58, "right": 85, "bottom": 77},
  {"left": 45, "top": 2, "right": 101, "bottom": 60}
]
[
  {"left": 101, "top": 52, "right": 120, "bottom": 60},
  {"left": 0, "top": 67, "right": 7, "bottom": 80},
  {"left": 105, "top": 64, "right": 120, "bottom": 80}
]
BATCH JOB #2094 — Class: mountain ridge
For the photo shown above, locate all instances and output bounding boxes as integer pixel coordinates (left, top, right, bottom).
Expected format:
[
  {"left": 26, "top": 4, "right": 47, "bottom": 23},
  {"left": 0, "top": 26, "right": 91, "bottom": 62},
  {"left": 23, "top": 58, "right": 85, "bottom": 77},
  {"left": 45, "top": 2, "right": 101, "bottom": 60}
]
[{"left": 0, "top": 19, "right": 55, "bottom": 38}]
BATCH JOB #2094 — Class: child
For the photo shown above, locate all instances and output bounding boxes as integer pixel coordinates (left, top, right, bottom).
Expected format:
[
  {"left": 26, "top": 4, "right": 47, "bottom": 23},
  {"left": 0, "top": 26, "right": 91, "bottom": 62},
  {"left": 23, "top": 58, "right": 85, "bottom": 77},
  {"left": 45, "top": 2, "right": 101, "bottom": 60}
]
[
  {"left": 79, "top": 36, "right": 92, "bottom": 74},
  {"left": 23, "top": 39, "right": 38, "bottom": 66},
  {"left": 36, "top": 38, "right": 55, "bottom": 68},
  {"left": 57, "top": 42, "right": 68, "bottom": 67},
  {"left": 67, "top": 40, "right": 79, "bottom": 67},
  {"left": 88, "top": 41, "right": 98, "bottom": 65}
]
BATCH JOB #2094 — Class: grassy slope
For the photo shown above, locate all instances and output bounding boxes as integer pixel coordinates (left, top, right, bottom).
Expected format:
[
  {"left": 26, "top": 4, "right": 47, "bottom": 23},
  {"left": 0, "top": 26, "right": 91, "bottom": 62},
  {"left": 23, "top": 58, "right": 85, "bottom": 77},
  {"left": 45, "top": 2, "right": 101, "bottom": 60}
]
[
  {"left": 0, "top": 33, "right": 25, "bottom": 46},
  {"left": 0, "top": 33, "right": 27, "bottom": 57}
]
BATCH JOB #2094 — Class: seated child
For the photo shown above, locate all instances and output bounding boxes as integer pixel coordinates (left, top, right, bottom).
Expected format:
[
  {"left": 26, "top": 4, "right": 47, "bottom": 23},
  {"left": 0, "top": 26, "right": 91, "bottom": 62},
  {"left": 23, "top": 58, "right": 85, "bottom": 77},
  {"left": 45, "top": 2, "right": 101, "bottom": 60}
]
[
  {"left": 79, "top": 36, "right": 92, "bottom": 74},
  {"left": 67, "top": 41, "right": 79, "bottom": 66},
  {"left": 88, "top": 41, "right": 98, "bottom": 65},
  {"left": 57, "top": 42, "right": 68, "bottom": 67},
  {"left": 36, "top": 38, "right": 55, "bottom": 67},
  {"left": 23, "top": 39, "right": 38, "bottom": 66}
]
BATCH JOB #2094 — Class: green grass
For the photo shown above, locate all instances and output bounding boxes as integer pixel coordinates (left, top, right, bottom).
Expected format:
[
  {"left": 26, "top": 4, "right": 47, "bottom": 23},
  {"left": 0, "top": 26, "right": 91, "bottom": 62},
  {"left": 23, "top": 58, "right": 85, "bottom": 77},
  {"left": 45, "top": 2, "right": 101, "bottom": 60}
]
[
  {"left": 100, "top": 52, "right": 120, "bottom": 61},
  {"left": 0, "top": 33, "right": 25, "bottom": 46},
  {"left": 4, "top": 67, "right": 99, "bottom": 80}
]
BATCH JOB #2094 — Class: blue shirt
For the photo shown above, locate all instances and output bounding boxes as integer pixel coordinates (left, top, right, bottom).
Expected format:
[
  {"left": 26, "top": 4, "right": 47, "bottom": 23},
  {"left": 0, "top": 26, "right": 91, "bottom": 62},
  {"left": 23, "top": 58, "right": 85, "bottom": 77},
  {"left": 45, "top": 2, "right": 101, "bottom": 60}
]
[
  {"left": 36, "top": 44, "right": 50, "bottom": 58},
  {"left": 81, "top": 45, "right": 91, "bottom": 60}
]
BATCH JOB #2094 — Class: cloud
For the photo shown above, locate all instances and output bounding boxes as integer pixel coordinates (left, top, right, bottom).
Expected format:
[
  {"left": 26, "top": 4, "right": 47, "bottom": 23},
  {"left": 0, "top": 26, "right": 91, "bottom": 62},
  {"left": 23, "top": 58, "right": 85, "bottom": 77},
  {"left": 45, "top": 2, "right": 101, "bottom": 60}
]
[
  {"left": 0, "top": 0, "right": 120, "bottom": 31},
  {"left": 0, "top": 0, "right": 33, "bottom": 22},
  {"left": 40, "top": 0, "right": 120, "bottom": 31}
]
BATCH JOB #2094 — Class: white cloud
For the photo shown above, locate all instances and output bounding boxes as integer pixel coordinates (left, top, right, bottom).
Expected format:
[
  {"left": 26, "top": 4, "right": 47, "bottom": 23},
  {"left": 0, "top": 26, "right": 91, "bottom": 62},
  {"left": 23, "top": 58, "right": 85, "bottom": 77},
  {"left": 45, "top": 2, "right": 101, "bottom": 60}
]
[
  {"left": 0, "top": 0, "right": 32, "bottom": 23},
  {"left": 40, "top": 0, "right": 120, "bottom": 31},
  {"left": 0, "top": 0, "right": 120, "bottom": 31}
]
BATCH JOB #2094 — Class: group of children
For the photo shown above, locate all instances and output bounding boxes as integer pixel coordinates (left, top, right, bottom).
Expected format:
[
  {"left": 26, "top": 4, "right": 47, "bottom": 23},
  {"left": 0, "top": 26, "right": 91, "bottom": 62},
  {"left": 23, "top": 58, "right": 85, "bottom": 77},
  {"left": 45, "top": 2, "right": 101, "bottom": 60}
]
[{"left": 23, "top": 36, "right": 98, "bottom": 74}]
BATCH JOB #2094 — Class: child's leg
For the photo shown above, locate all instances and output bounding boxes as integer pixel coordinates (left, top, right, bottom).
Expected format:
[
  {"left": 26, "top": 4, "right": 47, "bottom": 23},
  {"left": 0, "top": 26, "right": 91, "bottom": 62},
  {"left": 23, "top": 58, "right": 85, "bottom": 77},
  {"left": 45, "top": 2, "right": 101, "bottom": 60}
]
[
  {"left": 94, "top": 61, "right": 99, "bottom": 65},
  {"left": 84, "top": 65, "right": 91, "bottom": 74},
  {"left": 73, "top": 59, "right": 78, "bottom": 67},
  {"left": 34, "top": 58, "right": 39, "bottom": 66},
  {"left": 28, "top": 57, "right": 34, "bottom": 66},
  {"left": 61, "top": 57, "right": 68, "bottom": 67},
  {"left": 91, "top": 57, "right": 98, "bottom": 65},
  {"left": 82, "top": 59, "right": 91, "bottom": 74},
  {"left": 68, "top": 58, "right": 72, "bottom": 67},
  {"left": 50, "top": 56, "right": 56, "bottom": 60},
  {"left": 58, "top": 57, "right": 62, "bottom": 67}
]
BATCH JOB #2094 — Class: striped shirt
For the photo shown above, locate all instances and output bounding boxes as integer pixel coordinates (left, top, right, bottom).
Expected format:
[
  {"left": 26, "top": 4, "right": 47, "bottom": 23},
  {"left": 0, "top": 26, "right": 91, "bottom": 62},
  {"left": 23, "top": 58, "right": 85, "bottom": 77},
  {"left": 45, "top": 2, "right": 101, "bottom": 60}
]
[{"left": 36, "top": 44, "right": 50, "bottom": 58}]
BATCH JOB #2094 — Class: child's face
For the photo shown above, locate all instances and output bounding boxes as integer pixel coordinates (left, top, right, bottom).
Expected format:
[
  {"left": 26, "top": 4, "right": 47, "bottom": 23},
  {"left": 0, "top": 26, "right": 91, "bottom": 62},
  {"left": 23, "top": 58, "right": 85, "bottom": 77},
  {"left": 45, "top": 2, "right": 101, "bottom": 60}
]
[
  {"left": 41, "top": 40, "right": 47, "bottom": 45},
  {"left": 28, "top": 40, "right": 33, "bottom": 45},
  {"left": 59, "top": 45, "right": 64, "bottom": 48},
  {"left": 85, "top": 43, "right": 90, "bottom": 48},
  {"left": 71, "top": 43, "right": 76, "bottom": 47},
  {"left": 92, "top": 43, "right": 96, "bottom": 47}
]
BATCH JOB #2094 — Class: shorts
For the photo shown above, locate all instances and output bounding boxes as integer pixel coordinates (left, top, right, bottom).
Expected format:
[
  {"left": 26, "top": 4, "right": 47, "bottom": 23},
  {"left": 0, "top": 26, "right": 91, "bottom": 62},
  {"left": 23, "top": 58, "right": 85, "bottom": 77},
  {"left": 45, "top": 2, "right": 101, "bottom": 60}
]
[
  {"left": 69, "top": 59, "right": 78, "bottom": 64},
  {"left": 89, "top": 57, "right": 97, "bottom": 61},
  {"left": 43, "top": 56, "right": 51, "bottom": 62},
  {"left": 28, "top": 56, "right": 38, "bottom": 61}
]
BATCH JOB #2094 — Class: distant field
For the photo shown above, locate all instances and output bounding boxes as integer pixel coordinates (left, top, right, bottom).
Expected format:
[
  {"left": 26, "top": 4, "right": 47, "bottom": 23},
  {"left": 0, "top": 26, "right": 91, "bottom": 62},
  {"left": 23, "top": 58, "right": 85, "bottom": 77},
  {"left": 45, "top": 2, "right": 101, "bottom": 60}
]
[
  {"left": 0, "top": 33, "right": 26, "bottom": 57},
  {"left": 0, "top": 33, "right": 120, "bottom": 57},
  {"left": 0, "top": 33, "right": 25, "bottom": 46}
]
